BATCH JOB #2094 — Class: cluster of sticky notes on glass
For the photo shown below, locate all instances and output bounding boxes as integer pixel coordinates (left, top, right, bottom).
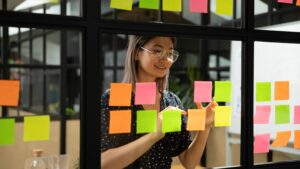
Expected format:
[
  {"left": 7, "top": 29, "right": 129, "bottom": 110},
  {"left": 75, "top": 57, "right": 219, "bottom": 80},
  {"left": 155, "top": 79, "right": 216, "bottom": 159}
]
[
  {"left": 24, "top": 115, "right": 50, "bottom": 142},
  {"left": 110, "top": 0, "right": 233, "bottom": 16},
  {"left": 187, "top": 109, "right": 206, "bottom": 131},
  {"left": 0, "top": 119, "right": 15, "bottom": 145},
  {"left": 0, "top": 80, "right": 20, "bottom": 106},
  {"left": 254, "top": 134, "right": 270, "bottom": 154}
]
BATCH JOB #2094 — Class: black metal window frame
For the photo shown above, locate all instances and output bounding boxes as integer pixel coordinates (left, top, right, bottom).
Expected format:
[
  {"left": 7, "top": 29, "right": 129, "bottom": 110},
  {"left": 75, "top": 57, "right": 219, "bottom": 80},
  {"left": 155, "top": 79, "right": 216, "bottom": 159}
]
[{"left": 1, "top": 0, "right": 300, "bottom": 169}]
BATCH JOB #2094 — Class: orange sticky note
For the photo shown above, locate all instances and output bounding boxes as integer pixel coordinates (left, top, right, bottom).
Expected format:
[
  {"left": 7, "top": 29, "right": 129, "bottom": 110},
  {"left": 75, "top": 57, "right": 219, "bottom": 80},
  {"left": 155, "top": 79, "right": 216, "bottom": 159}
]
[
  {"left": 0, "top": 80, "right": 20, "bottom": 106},
  {"left": 271, "top": 131, "right": 291, "bottom": 147},
  {"left": 109, "top": 83, "right": 132, "bottom": 106},
  {"left": 109, "top": 110, "right": 131, "bottom": 134},
  {"left": 187, "top": 109, "right": 206, "bottom": 131},
  {"left": 274, "top": 81, "right": 289, "bottom": 100},
  {"left": 297, "top": 0, "right": 300, "bottom": 6},
  {"left": 294, "top": 130, "right": 300, "bottom": 148}
]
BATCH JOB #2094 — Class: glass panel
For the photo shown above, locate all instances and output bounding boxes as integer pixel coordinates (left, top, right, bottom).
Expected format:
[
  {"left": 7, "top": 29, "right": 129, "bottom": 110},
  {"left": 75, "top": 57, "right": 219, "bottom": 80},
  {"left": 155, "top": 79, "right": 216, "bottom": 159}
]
[
  {"left": 255, "top": 0, "right": 300, "bottom": 32},
  {"left": 101, "top": 0, "right": 242, "bottom": 28},
  {"left": 46, "top": 69, "right": 61, "bottom": 115},
  {"left": 100, "top": 33, "right": 242, "bottom": 168},
  {"left": 254, "top": 41, "right": 300, "bottom": 164},
  {"left": 7, "top": 0, "right": 82, "bottom": 16},
  {"left": 46, "top": 31, "right": 61, "bottom": 65},
  {"left": 65, "top": 68, "right": 80, "bottom": 118},
  {"left": 66, "top": 31, "right": 81, "bottom": 65},
  {"left": 32, "top": 36, "right": 44, "bottom": 64}
]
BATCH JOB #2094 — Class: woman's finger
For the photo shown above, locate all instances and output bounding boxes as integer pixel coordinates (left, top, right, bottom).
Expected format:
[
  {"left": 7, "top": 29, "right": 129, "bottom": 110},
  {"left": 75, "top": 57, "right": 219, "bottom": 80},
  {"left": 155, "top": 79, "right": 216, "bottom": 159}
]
[{"left": 195, "top": 102, "right": 204, "bottom": 109}]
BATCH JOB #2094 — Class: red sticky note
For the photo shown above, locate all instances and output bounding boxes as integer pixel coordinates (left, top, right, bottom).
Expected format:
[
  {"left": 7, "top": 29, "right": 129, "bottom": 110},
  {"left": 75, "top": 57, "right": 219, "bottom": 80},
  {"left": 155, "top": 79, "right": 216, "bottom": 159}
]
[
  {"left": 254, "top": 134, "right": 270, "bottom": 154},
  {"left": 271, "top": 131, "right": 291, "bottom": 147},
  {"left": 190, "top": 0, "right": 208, "bottom": 13},
  {"left": 278, "top": 0, "right": 293, "bottom": 4},
  {"left": 109, "top": 83, "right": 132, "bottom": 106},
  {"left": 0, "top": 80, "right": 20, "bottom": 106},
  {"left": 294, "top": 130, "right": 300, "bottom": 148},
  {"left": 254, "top": 105, "right": 271, "bottom": 124},
  {"left": 194, "top": 81, "right": 212, "bottom": 103},
  {"left": 109, "top": 110, "right": 131, "bottom": 134},
  {"left": 135, "top": 82, "right": 156, "bottom": 105},
  {"left": 295, "top": 106, "right": 300, "bottom": 124},
  {"left": 187, "top": 109, "right": 206, "bottom": 131},
  {"left": 274, "top": 81, "right": 289, "bottom": 100}
]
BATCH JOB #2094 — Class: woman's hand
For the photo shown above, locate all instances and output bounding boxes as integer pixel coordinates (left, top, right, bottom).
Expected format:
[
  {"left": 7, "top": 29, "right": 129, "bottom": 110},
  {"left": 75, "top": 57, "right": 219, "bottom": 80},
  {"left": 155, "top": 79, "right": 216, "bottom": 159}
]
[{"left": 195, "top": 100, "right": 218, "bottom": 129}]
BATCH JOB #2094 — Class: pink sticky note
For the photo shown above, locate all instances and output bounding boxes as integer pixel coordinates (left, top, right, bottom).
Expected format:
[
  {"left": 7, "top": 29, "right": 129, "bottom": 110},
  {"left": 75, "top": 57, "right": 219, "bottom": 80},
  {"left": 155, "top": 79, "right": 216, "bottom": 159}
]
[
  {"left": 294, "top": 106, "right": 300, "bottom": 124},
  {"left": 254, "top": 134, "right": 270, "bottom": 154},
  {"left": 190, "top": 0, "right": 208, "bottom": 13},
  {"left": 194, "top": 81, "right": 212, "bottom": 103},
  {"left": 254, "top": 105, "right": 271, "bottom": 124},
  {"left": 135, "top": 82, "right": 156, "bottom": 105},
  {"left": 278, "top": 0, "right": 293, "bottom": 4}
]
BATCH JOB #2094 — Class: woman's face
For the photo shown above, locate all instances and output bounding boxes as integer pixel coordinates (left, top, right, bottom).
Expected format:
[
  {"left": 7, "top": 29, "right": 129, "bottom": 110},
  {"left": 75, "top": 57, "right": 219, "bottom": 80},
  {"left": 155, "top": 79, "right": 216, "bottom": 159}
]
[{"left": 136, "top": 37, "right": 174, "bottom": 79}]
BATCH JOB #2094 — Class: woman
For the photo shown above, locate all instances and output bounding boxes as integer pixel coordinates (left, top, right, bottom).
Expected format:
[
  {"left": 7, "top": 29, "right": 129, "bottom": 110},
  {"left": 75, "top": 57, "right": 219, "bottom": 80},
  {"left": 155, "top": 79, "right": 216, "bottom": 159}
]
[{"left": 101, "top": 35, "right": 217, "bottom": 169}]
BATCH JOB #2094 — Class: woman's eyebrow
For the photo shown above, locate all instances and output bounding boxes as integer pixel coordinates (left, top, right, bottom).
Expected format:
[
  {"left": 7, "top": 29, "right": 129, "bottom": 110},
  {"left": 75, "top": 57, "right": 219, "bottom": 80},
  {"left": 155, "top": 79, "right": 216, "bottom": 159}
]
[{"left": 153, "top": 44, "right": 174, "bottom": 50}]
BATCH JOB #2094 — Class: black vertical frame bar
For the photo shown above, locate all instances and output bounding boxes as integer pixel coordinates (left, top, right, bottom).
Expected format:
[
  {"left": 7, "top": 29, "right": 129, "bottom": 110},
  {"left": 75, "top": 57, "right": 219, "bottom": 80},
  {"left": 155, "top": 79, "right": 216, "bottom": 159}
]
[
  {"left": 60, "top": 30, "right": 67, "bottom": 154},
  {"left": 241, "top": 0, "right": 254, "bottom": 168},
  {"left": 2, "top": 26, "right": 8, "bottom": 117},
  {"left": 81, "top": 0, "right": 100, "bottom": 168}
]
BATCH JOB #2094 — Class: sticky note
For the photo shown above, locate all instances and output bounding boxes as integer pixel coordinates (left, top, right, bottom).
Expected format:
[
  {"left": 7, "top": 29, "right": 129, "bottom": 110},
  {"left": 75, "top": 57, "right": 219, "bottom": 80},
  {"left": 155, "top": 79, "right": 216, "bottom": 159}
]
[
  {"left": 278, "top": 0, "right": 293, "bottom": 4},
  {"left": 297, "top": 0, "right": 300, "bottom": 6},
  {"left": 194, "top": 81, "right": 212, "bottom": 103},
  {"left": 0, "top": 80, "right": 20, "bottom": 106},
  {"left": 256, "top": 82, "right": 271, "bottom": 102},
  {"left": 109, "top": 110, "right": 131, "bottom": 134},
  {"left": 109, "top": 83, "right": 132, "bottom": 106},
  {"left": 135, "top": 82, "right": 156, "bottom": 105},
  {"left": 190, "top": 0, "right": 208, "bottom": 13},
  {"left": 271, "top": 131, "right": 291, "bottom": 147},
  {"left": 162, "top": 110, "right": 181, "bottom": 133},
  {"left": 275, "top": 105, "right": 290, "bottom": 124},
  {"left": 214, "top": 81, "right": 232, "bottom": 102},
  {"left": 136, "top": 110, "right": 157, "bottom": 134},
  {"left": 294, "top": 130, "right": 300, "bottom": 148},
  {"left": 140, "top": 0, "right": 159, "bottom": 9},
  {"left": 187, "top": 109, "right": 206, "bottom": 131},
  {"left": 274, "top": 81, "right": 289, "bottom": 100},
  {"left": 254, "top": 134, "right": 270, "bottom": 154},
  {"left": 110, "top": 0, "right": 133, "bottom": 11},
  {"left": 294, "top": 106, "right": 300, "bottom": 124},
  {"left": 254, "top": 105, "right": 271, "bottom": 124},
  {"left": 214, "top": 106, "right": 232, "bottom": 127},
  {"left": 0, "top": 119, "right": 15, "bottom": 145},
  {"left": 216, "top": 0, "right": 233, "bottom": 16},
  {"left": 24, "top": 115, "right": 50, "bottom": 141},
  {"left": 163, "top": 0, "right": 182, "bottom": 12}
]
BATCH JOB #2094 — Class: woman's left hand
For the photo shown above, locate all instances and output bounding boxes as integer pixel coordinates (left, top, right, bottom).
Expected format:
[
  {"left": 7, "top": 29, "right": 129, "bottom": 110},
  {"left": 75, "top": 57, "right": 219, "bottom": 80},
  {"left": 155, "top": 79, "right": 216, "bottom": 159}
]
[{"left": 195, "top": 100, "right": 218, "bottom": 129}]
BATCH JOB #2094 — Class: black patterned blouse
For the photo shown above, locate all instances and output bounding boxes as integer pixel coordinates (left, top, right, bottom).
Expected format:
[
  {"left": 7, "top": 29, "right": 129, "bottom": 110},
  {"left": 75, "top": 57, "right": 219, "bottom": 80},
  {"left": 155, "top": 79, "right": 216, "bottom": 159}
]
[{"left": 101, "top": 89, "right": 192, "bottom": 169}]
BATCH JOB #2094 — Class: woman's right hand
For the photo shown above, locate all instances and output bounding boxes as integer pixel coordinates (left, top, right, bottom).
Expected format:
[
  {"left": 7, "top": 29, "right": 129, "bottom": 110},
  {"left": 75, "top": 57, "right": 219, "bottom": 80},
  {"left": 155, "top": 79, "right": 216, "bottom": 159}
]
[{"left": 150, "top": 110, "right": 165, "bottom": 141}]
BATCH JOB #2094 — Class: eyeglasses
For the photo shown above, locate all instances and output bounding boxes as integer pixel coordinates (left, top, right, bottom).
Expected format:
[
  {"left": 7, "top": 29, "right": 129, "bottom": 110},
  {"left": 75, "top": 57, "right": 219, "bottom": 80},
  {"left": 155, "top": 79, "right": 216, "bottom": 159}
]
[{"left": 140, "top": 47, "right": 179, "bottom": 62}]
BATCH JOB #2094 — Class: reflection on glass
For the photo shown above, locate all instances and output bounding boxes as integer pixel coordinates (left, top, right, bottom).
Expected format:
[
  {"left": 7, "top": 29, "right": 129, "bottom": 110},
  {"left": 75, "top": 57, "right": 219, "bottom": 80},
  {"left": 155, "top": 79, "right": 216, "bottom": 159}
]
[
  {"left": 46, "top": 31, "right": 61, "bottom": 65},
  {"left": 47, "top": 69, "right": 60, "bottom": 115},
  {"left": 66, "top": 68, "right": 80, "bottom": 118},
  {"left": 33, "top": 37, "right": 44, "bottom": 64},
  {"left": 66, "top": 31, "right": 81, "bottom": 65}
]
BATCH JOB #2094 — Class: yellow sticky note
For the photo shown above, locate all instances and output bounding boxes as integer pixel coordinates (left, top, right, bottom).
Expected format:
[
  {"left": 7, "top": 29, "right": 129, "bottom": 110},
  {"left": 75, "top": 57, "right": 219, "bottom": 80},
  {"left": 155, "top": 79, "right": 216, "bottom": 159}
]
[
  {"left": 110, "top": 0, "right": 133, "bottom": 11},
  {"left": 216, "top": 0, "right": 233, "bottom": 16},
  {"left": 24, "top": 115, "right": 50, "bottom": 142},
  {"left": 271, "top": 131, "right": 291, "bottom": 147},
  {"left": 187, "top": 109, "right": 206, "bottom": 131},
  {"left": 163, "top": 0, "right": 182, "bottom": 12},
  {"left": 215, "top": 106, "right": 232, "bottom": 127}
]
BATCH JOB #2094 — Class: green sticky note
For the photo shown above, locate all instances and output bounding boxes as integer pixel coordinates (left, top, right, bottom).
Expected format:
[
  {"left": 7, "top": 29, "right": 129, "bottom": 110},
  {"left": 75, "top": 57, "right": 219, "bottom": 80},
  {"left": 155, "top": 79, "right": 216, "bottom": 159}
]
[
  {"left": 0, "top": 119, "right": 15, "bottom": 145},
  {"left": 216, "top": 0, "right": 233, "bottom": 16},
  {"left": 24, "top": 115, "right": 50, "bottom": 142},
  {"left": 162, "top": 110, "right": 181, "bottom": 133},
  {"left": 110, "top": 0, "right": 133, "bottom": 11},
  {"left": 163, "top": 0, "right": 182, "bottom": 12},
  {"left": 137, "top": 110, "right": 157, "bottom": 134},
  {"left": 49, "top": 0, "right": 60, "bottom": 3},
  {"left": 140, "top": 0, "right": 159, "bottom": 9},
  {"left": 275, "top": 105, "right": 290, "bottom": 124},
  {"left": 256, "top": 82, "right": 271, "bottom": 102},
  {"left": 215, "top": 106, "right": 232, "bottom": 127},
  {"left": 214, "top": 81, "right": 232, "bottom": 102}
]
